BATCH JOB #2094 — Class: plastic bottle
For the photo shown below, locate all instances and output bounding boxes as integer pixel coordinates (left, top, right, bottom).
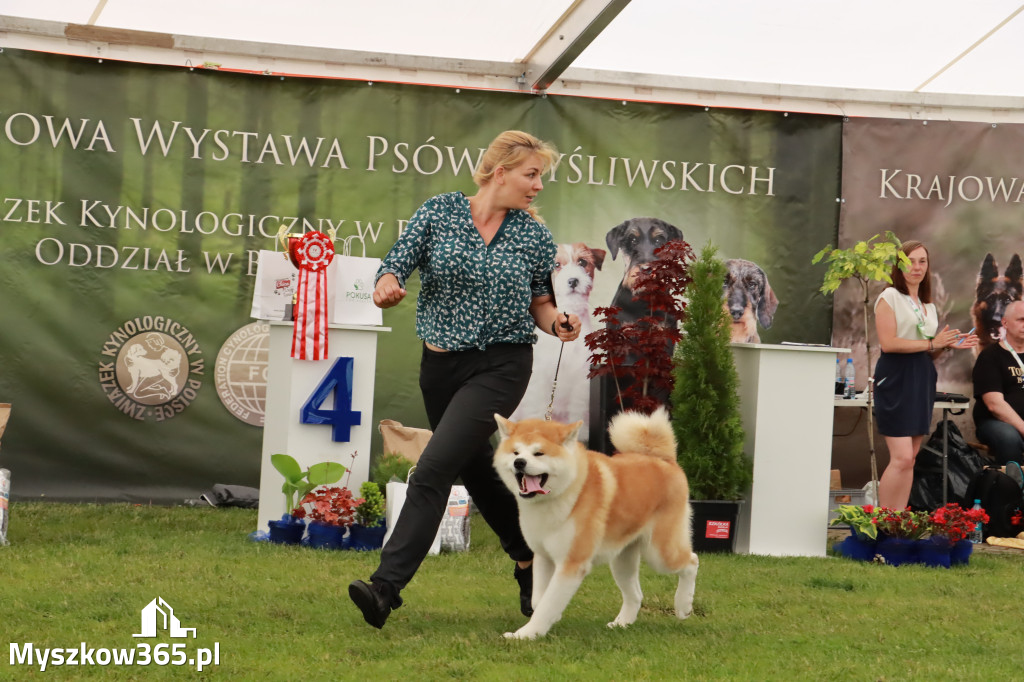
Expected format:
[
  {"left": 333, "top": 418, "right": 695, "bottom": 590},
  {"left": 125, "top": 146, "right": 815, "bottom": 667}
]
[
  {"left": 844, "top": 358, "right": 856, "bottom": 399},
  {"left": 971, "top": 499, "right": 984, "bottom": 543},
  {"left": 835, "top": 358, "right": 844, "bottom": 396}
]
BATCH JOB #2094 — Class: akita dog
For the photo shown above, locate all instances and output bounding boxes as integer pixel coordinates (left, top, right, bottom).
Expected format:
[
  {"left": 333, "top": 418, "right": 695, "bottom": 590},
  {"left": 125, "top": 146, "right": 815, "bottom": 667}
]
[{"left": 493, "top": 408, "right": 698, "bottom": 639}]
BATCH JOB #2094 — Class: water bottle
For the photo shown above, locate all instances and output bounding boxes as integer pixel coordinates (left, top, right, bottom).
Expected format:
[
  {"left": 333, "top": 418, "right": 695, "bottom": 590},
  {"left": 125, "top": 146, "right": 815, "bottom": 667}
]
[
  {"left": 835, "top": 358, "right": 844, "bottom": 396},
  {"left": 971, "top": 499, "right": 984, "bottom": 543},
  {"left": 844, "top": 358, "right": 856, "bottom": 399}
]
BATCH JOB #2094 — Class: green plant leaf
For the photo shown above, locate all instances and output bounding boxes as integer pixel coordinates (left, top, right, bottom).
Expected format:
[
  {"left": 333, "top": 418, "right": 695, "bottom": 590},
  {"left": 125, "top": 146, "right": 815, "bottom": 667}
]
[
  {"left": 307, "top": 461, "right": 346, "bottom": 486},
  {"left": 271, "top": 454, "right": 303, "bottom": 483}
]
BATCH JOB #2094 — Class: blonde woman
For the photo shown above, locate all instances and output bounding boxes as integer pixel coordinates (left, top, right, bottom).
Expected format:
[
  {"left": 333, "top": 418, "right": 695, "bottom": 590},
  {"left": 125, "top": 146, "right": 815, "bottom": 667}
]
[{"left": 350, "top": 130, "right": 580, "bottom": 629}]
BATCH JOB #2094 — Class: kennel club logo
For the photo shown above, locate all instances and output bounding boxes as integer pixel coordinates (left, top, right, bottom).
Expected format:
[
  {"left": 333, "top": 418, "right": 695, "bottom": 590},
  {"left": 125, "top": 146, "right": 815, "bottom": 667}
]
[
  {"left": 214, "top": 321, "right": 269, "bottom": 427},
  {"left": 98, "top": 316, "right": 205, "bottom": 422}
]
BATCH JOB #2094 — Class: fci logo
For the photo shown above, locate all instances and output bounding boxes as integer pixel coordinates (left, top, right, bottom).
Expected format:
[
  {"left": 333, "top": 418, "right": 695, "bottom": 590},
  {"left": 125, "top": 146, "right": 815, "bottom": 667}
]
[{"left": 133, "top": 597, "right": 196, "bottom": 639}]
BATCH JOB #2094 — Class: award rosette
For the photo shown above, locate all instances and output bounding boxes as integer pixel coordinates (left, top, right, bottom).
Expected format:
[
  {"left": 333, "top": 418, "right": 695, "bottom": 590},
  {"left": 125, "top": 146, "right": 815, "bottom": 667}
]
[{"left": 286, "top": 231, "right": 335, "bottom": 360}]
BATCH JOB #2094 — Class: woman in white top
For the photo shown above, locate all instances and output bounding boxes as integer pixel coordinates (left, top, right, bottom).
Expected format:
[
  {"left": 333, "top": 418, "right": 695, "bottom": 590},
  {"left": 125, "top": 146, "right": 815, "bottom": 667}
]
[{"left": 873, "top": 240, "right": 978, "bottom": 509}]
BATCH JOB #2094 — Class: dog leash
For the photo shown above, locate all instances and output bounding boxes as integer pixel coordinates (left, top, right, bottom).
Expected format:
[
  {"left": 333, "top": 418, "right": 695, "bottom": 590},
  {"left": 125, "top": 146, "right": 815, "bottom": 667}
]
[{"left": 545, "top": 311, "right": 573, "bottom": 421}]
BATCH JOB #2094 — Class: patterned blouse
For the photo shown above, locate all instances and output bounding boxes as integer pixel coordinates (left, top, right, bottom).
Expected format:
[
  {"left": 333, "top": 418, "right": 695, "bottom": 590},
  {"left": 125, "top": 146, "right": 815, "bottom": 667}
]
[{"left": 376, "top": 192, "right": 556, "bottom": 351}]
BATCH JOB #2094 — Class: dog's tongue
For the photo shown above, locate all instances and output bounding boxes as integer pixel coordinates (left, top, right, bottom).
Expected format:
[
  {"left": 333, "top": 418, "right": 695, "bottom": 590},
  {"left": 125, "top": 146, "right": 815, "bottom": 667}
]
[{"left": 521, "top": 475, "right": 548, "bottom": 495}]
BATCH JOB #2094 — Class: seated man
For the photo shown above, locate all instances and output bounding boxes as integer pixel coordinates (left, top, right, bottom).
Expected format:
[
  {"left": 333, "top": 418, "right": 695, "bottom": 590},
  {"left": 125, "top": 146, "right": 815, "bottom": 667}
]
[{"left": 973, "top": 300, "right": 1024, "bottom": 465}]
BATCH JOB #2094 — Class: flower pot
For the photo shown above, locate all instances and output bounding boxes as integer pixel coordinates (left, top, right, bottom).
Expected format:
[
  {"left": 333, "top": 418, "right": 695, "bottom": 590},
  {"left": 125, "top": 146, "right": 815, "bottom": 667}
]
[
  {"left": 267, "top": 515, "right": 306, "bottom": 545},
  {"left": 835, "top": 529, "right": 876, "bottom": 561},
  {"left": 349, "top": 520, "right": 387, "bottom": 551},
  {"left": 950, "top": 539, "right": 973, "bottom": 566},
  {"left": 306, "top": 521, "right": 346, "bottom": 550},
  {"left": 690, "top": 500, "right": 741, "bottom": 553},
  {"left": 876, "top": 535, "right": 916, "bottom": 566},
  {"left": 916, "top": 536, "right": 952, "bottom": 568}
]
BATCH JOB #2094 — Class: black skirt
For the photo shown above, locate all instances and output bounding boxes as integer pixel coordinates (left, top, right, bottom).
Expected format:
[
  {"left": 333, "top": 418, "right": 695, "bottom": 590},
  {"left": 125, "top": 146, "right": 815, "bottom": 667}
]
[{"left": 873, "top": 351, "right": 936, "bottom": 437}]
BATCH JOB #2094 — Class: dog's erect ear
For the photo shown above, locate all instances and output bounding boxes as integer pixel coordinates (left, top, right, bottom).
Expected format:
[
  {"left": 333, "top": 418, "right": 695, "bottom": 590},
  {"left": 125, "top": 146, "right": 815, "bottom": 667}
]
[
  {"left": 591, "top": 248, "right": 607, "bottom": 271},
  {"left": 563, "top": 420, "right": 584, "bottom": 446},
  {"left": 1006, "top": 254, "right": 1023, "bottom": 284},
  {"left": 757, "top": 278, "right": 779, "bottom": 328},
  {"left": 977, "top": 254, "right": 999, "bottom": 295},
  {"left": 605, "top": 221, "right": 629, "bottom": 259},
  {"left": 495, "top": 414, "right": 512, "bottom": 440},
  {"left": 661, "top": 221, "right": 683, "bottom": 243}
]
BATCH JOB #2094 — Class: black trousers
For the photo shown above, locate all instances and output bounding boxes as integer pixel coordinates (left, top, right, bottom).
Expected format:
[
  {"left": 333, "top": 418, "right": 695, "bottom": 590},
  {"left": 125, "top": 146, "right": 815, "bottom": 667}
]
[{"left": 371, "top": 343, "right": 534, "bottom": 592}]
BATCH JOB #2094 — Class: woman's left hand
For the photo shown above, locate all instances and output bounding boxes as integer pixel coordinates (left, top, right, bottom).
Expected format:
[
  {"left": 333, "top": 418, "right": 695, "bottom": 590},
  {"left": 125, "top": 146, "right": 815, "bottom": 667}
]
[{"left": 553, "top": 312, "right": 581, "bottom": 342}]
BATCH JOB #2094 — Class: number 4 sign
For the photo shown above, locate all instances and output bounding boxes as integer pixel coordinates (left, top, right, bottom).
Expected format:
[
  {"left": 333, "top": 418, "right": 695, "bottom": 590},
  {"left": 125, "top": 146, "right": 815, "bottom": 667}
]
[{"left": 300, "top": 357, "right": 362, "bottom": 442}]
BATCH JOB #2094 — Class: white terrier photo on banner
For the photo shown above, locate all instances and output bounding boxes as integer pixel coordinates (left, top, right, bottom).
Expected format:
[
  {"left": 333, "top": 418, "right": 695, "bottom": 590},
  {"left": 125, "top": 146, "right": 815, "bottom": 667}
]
[{"left": 511, "top": 242, "right": 606, "bottom": 442}]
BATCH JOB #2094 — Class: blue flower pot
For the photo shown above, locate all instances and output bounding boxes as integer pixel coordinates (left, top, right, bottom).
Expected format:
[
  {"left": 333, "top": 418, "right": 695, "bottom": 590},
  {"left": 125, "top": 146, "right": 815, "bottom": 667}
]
[
  {"left": 267, "top": 515, "right": 306, "bottom": 545},
  {"left": 836, "top": 529, "right": 876, "bottom": 561},
  {"left": 950, "top": 539, "right": 973, "bottom": 566},
  {"left": 306, "top": 521, "right": 346, "bottom": 550},
  {"left": 348, "top": 520, "right": 387, "bottom": 551},
  {"left": 876, "top": 535, "right": 916, "bottom": 566},
  {"left": 916, "top": 536, "right": 952, "bottom": 569}
]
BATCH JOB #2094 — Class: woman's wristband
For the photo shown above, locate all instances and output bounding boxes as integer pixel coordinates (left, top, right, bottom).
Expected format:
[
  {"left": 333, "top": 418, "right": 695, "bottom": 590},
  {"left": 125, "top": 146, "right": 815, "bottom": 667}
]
[
  {"left": 551, "top": 320, "right": 558, "bottom": 335},
  {"left": 929, "top": 339, "right": 934, "bottom": 352}
]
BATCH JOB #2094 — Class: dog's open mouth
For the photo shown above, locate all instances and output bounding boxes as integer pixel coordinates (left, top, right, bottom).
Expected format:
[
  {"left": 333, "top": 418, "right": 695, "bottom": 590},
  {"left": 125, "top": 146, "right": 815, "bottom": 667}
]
[{"left": 515, "top": 472, "right": 549, "bottom": 497}]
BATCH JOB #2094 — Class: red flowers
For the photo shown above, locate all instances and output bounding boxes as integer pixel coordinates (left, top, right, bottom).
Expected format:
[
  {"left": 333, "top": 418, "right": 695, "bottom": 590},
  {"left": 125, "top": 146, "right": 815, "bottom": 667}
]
[
  {"left": 929, "top": 503, "right": 989, "bottom": 543},
  {"left": 291, "top": 486, "right": 360, "bottom": 527}
]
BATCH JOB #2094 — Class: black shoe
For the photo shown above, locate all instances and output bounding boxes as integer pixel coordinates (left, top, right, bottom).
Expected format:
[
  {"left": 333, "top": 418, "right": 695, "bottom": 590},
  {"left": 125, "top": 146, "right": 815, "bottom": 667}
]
[
  {"left": 349, "top": 580, "right": 400, "bottom": 629},
  {"left": 514, "top": 564, "right": 533, "bottom": 617}
]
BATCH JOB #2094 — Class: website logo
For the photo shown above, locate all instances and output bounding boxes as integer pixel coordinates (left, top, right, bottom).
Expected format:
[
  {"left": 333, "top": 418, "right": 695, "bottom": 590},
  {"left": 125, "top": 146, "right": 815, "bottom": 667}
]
[{"left": 133, "top": 597, "right": 196, "bottom": 639}]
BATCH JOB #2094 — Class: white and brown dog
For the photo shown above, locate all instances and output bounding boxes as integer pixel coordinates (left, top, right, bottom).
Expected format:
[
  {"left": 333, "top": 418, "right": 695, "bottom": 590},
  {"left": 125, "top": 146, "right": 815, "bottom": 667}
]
[
  {"left": 723, "top": 258, "right": 779, "bottom": 343},
  {"left": 511, "top": 242, "right": 605, "bottom": 441},
  {"left": 493, "top": 408, "right": 698, "bottom": 639}
]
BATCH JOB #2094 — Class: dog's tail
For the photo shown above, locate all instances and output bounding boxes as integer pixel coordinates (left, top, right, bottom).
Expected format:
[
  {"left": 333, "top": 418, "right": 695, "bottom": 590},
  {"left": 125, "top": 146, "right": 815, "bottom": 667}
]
[{"left": 607, "top": 407, "right": 677, "bottom": 462}]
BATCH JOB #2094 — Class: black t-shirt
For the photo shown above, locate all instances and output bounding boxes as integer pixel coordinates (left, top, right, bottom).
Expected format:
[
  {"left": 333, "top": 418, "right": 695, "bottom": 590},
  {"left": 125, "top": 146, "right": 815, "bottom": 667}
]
[{"left": 972, "top": 343, "right": 1024, "bottom": 423}]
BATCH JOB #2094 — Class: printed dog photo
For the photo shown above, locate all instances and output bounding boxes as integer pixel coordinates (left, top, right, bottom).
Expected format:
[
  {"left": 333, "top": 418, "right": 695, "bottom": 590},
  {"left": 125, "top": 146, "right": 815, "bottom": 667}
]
[
  {"left": 971, "top": 253, "right": 1023, "bottom": 352},
  {"left": 511, "top": 242, "right": 606, "bottom": 440},
  {"left": 605, "top": 217, "right": 685, "bottom": 326},
  {"left": 493, "top": 408, "right": 698, "bottom": 639},
  {"left": 723, "top": 258, "right": 779, "bottom": 343}
]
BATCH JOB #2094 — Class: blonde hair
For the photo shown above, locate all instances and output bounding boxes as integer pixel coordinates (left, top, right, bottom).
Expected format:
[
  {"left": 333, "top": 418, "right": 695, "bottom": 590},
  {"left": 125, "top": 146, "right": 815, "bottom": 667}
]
[{"left": 473, "top": 130, "right": 558, "bottom": 221}]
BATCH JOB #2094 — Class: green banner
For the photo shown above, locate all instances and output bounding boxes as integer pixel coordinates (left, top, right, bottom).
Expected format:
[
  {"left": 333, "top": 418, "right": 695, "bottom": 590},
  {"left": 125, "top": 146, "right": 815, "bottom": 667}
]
[{"left": 0, "top": 49, "right": 841, "bottom": 501}]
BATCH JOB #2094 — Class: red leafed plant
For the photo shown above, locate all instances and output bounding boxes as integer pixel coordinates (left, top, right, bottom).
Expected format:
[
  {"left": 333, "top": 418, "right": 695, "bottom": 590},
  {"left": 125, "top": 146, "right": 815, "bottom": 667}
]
[
  {"left": 873, "top": 507, "right": 930, "bottom": 540},
  {"left": 929, "top": 503, "right": 989, "bottom": 542},
  {"left": 585, "top": 239, "right": 694, "bottom": 414},
  {"left": 291, "top": 486, "right": 359, "bottom": 528}
]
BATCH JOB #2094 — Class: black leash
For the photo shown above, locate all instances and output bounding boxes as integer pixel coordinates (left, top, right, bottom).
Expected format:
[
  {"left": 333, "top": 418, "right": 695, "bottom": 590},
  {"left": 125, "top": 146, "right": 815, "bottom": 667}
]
[{"left": 545, "top": 311, "right": 573, "bottom": 421}]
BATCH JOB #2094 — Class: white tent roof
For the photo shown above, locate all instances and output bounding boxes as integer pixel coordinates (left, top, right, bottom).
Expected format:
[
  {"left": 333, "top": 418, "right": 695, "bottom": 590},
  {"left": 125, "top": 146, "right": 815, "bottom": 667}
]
[{"left": 3, "top": 0, "right": 1024, "bottom": 120}]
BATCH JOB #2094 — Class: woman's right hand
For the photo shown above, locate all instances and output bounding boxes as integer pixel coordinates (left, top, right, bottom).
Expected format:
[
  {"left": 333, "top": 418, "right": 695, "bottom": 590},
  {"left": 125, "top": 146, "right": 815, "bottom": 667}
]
[{"left": 373, "top": 273, "right": 406, "bottom": 309}]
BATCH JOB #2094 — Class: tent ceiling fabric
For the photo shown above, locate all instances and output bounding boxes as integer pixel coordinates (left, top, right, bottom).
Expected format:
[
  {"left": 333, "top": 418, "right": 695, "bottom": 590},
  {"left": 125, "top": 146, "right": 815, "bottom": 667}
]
[{"left": 3, "top": 0, "right": 1024, "bottom": 115}]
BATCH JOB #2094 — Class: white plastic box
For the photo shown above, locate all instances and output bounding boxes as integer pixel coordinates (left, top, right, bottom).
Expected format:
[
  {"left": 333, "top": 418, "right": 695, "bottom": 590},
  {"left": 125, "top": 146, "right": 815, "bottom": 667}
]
[{"left": 827, "top": 488, "right": 869, "bottom": 526}]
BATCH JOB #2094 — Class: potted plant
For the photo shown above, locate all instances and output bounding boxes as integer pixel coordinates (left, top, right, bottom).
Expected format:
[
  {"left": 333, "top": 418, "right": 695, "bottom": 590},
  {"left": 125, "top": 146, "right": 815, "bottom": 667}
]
[
  {"left": 292, "top": 486, "right": 359, "bottom": 550},
  {"left": 927, "top": 503, "right": 988, "bottom": 566},
  {"left": 267, "top": 453, "right": 346, "bottom": 544},
  {"left": 829, "top": 504, "right": 879, "bottom": 561},
  {"left": 873, "top": 507, "right": 930, "bottom": 566},
  {"left": 670, "top": 243, "right": 752, "bottom": 552},
  {"left": 349, "top": 481, "right": 387, "bottom": 551},
  {"left": 585, "top": 239, "right": 693, "bottom": 450},
  {"left": 812, "top": 232, "right": 910, "bottom": 502},
  {"left": 370, "top": 451, "right": 416, "bottom": 498}
]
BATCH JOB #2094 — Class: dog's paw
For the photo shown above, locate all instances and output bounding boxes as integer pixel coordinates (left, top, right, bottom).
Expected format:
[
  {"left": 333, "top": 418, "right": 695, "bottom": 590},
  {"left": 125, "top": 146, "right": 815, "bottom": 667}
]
[
  {"left": 606, "top": 620, "right": 633, "bottom": 630},
  {"left": 503, "top": 626, "right": 543, "bottom": 640}
]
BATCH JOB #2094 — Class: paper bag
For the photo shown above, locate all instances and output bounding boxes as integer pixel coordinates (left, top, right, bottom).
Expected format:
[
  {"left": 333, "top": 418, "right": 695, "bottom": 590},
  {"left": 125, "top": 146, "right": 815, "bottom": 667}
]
[
  {"left": 438, "top": 485, "right": 471, "bottom": 552},
  {"left": 332, "top": 254, "right": 383, "bottom": 326},
  {"left": 250, "top": 250, "right": 298, "bottom": 321},
  {"left": 379, "top": 419, "right": 432, "bottom": 464},
  {"left": 0, "top": 403, "right": 10, "bottom": 444},
  {"left": 383, "top": 479, "right": 441, "bottom": 556}
]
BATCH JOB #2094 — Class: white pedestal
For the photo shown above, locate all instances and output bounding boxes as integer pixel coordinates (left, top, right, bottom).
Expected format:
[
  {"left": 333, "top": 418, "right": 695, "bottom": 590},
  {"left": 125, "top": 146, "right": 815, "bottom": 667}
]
[
  {"left": 731, "top": 343, "right": 848, "bottom": 557},
  {"left": 256, "top": 322, "right": 389, "bottom": 532}
]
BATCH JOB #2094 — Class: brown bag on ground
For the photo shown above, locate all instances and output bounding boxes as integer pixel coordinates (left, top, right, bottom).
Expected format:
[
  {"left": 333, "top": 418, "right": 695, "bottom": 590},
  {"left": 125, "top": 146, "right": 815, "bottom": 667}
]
[
  {"left": 0, "top": 403, "right": 10, "bottom": 444},
  {"left": 378, "top": 419, "right": 432, "bottom": 463}
]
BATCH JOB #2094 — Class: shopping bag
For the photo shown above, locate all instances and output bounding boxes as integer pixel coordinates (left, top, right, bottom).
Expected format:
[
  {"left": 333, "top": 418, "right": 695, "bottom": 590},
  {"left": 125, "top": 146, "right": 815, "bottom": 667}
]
[
  {"left": 379, "top": 419, "right": 432, "bottom": 464},
  {"left": 438, "top": 485, "right": 471, "bottom": 552},
  {"left": 331, "top": 254, "right": 382, "bottom": 326},
  {"left": 383, "top": 477, "right": 441, "bottom": 555},
  {"left": 250, "top": 249, "right": 298, "bottom": 321}
]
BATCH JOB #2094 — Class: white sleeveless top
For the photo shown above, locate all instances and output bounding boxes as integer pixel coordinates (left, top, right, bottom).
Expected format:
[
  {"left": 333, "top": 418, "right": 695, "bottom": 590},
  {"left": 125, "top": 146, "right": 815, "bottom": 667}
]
[{"left": 874, "top": 287, "right": 938, "bottom": 341}]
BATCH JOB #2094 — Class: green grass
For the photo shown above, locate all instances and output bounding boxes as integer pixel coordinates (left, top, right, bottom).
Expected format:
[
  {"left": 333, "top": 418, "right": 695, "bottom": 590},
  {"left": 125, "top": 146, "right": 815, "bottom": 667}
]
[{"left": 2, "top": 503, "right": 1023, "bottom": 681}]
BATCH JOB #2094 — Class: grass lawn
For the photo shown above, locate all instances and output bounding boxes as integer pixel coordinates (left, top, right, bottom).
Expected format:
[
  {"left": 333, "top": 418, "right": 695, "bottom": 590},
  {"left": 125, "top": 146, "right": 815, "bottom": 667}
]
[{"left": 2, "top": 502, "right": 1023, "bottom": 681}]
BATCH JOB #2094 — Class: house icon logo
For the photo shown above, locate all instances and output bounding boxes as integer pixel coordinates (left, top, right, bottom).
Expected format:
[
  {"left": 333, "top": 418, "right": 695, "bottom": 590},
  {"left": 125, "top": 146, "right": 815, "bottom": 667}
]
[{"left": 133, "top": 597, "right": 197, "bottom": 638}]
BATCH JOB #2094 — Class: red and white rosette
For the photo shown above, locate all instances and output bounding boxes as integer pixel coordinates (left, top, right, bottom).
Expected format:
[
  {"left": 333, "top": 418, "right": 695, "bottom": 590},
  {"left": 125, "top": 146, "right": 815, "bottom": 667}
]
[{"left": 289, "top": 231, "right": 335, "bottom": 360}]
